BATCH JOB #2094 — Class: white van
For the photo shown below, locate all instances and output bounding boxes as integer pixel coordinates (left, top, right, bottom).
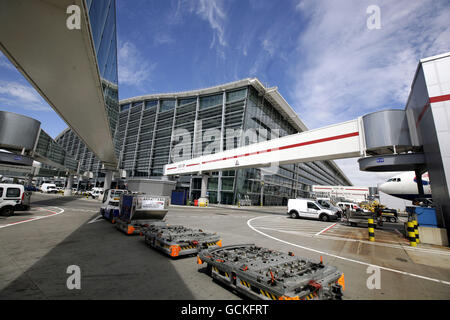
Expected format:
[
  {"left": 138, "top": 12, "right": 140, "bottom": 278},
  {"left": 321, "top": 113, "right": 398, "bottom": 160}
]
[
  {"left": 316, "top": 199, "right": 341, "bottom": 214},
  {"left": 40, "top": 183, "right": 58, "bottom": 193},
  {"left": 287, "top": 198, "right": 339, "bottom": 222},
  {"left": 0, "top": 184, "right": 31, "bottom": 216}
]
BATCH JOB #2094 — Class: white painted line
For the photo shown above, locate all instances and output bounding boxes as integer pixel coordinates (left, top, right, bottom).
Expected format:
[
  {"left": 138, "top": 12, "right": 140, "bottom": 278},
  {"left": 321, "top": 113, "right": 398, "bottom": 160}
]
[
  {"left": 0, "top": 207, "right": 65, "bottom": 229},
  {"left": 315, "top": 223, "right": 337, "bottom": 236},
  {"left": 247, "top": 216, "right": 450, "bottom": 286},
  {"left": 87, "top": 215, "right": 104, "bottom": 224},
  {"left": 257, "top": 226, "right": 450, "bottom": 256}
]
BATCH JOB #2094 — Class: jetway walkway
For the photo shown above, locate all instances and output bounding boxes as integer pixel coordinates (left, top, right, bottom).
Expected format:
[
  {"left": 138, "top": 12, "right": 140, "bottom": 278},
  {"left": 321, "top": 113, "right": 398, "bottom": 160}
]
[
  {"left": 163, "top": 114, "right": 406, "bottom": 176},
  {"left": 0, "top": 111, "right": 90, "bottom": 178}
]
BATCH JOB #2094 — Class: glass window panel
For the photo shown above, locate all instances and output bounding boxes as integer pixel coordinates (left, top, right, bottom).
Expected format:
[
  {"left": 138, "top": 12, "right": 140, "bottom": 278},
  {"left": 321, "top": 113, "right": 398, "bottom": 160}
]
[
  {"left": 200, "top": 94, "right": 222, "bottom": 109},
  {"left": 160, "top": 99, "right": 176, "bottom": 112},
  {"left": 179, "top": 97, "right": 196, "bottom": 106},
  {"left": 132, "top": 101, "right": 143, "bottom": 109},
  {"left": 88, "top": 0, "right": 110, "bottom": 53},
  {"left": 121, "top": 104, "right": 130, "bottom": 112},
  {"left": 226, "top": 88, "right": 247, "bottom": 102},
  {"left": 145, "top": 100, "right": 158, "bottom": 109}
]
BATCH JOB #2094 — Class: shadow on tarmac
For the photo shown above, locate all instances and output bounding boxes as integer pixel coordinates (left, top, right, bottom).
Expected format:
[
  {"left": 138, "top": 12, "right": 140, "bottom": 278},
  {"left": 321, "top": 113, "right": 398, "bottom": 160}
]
[
  {"left": 28, "top": 194, "right": 86, "bottom": 207},
  {"left": 0, "top": 214, "right": 196, "bottom": 300}
]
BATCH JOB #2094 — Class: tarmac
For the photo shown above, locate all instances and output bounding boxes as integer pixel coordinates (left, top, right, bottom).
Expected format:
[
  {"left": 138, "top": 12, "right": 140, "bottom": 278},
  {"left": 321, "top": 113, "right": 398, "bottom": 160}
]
[{"left": 0, "top": 193, "right": 449, "bottom": 300}]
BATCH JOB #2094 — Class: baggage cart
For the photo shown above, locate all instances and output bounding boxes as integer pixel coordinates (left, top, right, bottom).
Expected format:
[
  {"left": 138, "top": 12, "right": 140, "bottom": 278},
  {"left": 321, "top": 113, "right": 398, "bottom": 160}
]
[{"left": 197, "top": 244, "right": 344, "bottom": 300}]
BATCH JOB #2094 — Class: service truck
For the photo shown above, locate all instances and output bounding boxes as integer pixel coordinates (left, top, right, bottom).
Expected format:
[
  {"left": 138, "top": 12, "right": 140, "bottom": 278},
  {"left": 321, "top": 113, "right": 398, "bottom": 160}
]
[
  {"left": 100, "top": 189, "right": 130, "bottom": 223},
  {"left": 115, "top": 194, "right": 169, "bottom": 235}
]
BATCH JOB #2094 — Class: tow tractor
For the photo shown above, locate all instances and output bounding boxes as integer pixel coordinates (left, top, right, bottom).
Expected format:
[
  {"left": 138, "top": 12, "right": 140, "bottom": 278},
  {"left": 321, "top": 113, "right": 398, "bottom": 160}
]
[
  {"left": 143, "top": 224, "right": 222, "bottom": 258},
  {"left": 359, "top": 201, "right": 399, "bottom": 223},
  {"left": 100, "top": 189, "right": 130, "bottom": 223},
  {"left": 197, "top": 244, "right": 344, "bottom": 300},
  {"left": 115, "top": 194, "right": 169, "bottom": 235}
]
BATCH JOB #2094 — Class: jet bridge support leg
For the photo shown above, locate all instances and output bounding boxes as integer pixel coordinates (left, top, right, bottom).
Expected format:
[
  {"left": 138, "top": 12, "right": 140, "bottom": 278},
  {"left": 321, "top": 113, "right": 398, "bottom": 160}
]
[
  {"left": 414, "top": 169, "right": 425, "bottom": 197},
  {"left": 200, "top": 175, "right": 208, "bottom": 198},
  {"left": 64, "top": 175, "right": 73, "bottom": 196},
  {"left": 104, "top": 171, "right": 114, "bottom": 190}
]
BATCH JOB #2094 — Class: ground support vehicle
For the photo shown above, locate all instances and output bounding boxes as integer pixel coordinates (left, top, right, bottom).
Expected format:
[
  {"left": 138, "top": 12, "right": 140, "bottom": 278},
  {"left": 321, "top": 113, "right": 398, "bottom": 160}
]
[
  {"left": 379, "top": 208, "right": 398, "bottom": 223},
  {"left": 100, "top": 189, "right": 130, "bottom": 223},
  {"left": 0, "top": 184, "right": 31, "bottom": 216},
  {"left": 340, "top": 210, "right": 380, "bottom": 227},
  {"left": 115, "top": 194, "right": 169, "bottom": 235},
  {"left": 143, "top": 224, "right": 222, "bottom": 258},
  {"left": 288, "top": 198, "right": 340, "bottom": 222},
  {"left": 197, "top": 244, "right": 345, "bottom": 300}
]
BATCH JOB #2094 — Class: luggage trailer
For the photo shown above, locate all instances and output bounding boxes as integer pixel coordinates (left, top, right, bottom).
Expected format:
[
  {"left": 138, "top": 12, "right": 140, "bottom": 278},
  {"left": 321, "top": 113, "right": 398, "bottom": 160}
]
[
  {"left": 144, "top": 224, "right": 222, "bottom": 258},
  {"left": 197, "top": 244, "right": 345, "bottom": 300}
]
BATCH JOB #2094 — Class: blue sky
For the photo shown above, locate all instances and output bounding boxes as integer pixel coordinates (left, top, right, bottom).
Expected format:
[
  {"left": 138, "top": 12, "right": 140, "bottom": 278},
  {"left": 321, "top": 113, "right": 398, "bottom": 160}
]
[{"left": 1, "top": 0, "right": 449, "bottom": 190}]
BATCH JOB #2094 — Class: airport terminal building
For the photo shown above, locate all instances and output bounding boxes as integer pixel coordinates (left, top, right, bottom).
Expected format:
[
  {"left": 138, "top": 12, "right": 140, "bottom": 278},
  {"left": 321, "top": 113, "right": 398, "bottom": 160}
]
[{"left": 56, "top": 78, "right": 352, "bottom": 205}]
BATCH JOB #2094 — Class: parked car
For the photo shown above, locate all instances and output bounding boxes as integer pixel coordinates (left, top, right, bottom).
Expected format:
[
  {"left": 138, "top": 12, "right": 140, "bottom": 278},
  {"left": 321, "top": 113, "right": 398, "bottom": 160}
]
[
  {"left": 336, "top": 202, "right": 367, "bottom": 213},
  {"left": 40, "top": 183, "right": 58, "bottom": 194},
  {"left": 88, "top": 187, "right": 104, "bottom": 199},
  {"left": 287, "top": 198, "right": 340, "bottom": 222},
  {"left": 0, "top": 183, "right": 31, "bottom": 216},
  {"left": 25, "top": 185, "right": 38, "bottom": 192}
]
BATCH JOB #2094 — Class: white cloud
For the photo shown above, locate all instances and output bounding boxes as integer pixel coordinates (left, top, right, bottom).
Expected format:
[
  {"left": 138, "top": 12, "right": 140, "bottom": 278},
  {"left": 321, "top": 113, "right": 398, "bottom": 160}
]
[
  {"left": 290, "top": 0, "right": 450, "bottom": 129},
  {"left": 196, "top": 0, "right": 227, "bottom": 48},
  {"left": 262, "top": 39, "right": 275, "bottom": 57},
  {"left": 118, "top": 41, "right": 156, "bottom": 87},
  {"left": 0, "top": 81, "right": 51, "bottom": 111},
  {"left": 174, "top": 0, "right": 227, "bottom": 57},
  {"left": 288, "top": 0, "right": 450, "bottom": 189},
  {"left": 0, "top": 54, "right": 15, "bottom": 71}
]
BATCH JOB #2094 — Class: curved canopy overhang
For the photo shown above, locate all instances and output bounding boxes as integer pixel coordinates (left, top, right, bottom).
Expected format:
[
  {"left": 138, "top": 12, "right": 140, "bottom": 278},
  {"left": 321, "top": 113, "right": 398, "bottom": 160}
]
[{"left": 0, "top": 0, "right": 117, "bottom": 169}]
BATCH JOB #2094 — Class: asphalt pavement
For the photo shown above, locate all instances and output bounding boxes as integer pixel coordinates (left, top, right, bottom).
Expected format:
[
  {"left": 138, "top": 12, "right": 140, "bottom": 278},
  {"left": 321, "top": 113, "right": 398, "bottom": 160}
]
[{"left": 0, "top": 193, "right": 449, "bottom": 300}]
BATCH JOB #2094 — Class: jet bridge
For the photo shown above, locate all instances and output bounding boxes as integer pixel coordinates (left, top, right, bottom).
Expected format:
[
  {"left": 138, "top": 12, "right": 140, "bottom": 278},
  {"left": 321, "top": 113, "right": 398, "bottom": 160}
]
[
  {"left": 164, "top": 52, "right": 450, "bottom": 242},
  {"left": 164, "top": 113, "right": 411, "bottom": 176}
]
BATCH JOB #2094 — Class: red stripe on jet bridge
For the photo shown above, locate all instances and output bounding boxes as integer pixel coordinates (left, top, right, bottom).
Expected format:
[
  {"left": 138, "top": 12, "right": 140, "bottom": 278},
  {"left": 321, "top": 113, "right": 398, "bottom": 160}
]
[
  {"left": 430, "top": 94, "right": 450, "bottom": 103},
  {"left": 416, "top": 94, "right": 450, "bottom": 127},
  {"left": 167, "top": 167, "right": 177, "bottom": 170},
  {"left": 198, "top": 131, "right": 359, "bottom": 166},
  {"left": 187, "top": 163, "right": 200, "bottom": 167},
  {"left": 344, "top": 188, "right": 368, "bottom": 191}
]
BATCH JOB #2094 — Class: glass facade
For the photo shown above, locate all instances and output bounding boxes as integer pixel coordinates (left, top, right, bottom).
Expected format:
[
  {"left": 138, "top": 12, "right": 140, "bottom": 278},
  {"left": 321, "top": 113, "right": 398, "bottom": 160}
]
[
  {"left": 54, "top": 0, "right": 118, "bottom": 179},
  {"left": 56, "top": 80, "right": 352, "bottom": 205},
  {"left": 86, "top": 0, "right": 119, "bottom": 146}
]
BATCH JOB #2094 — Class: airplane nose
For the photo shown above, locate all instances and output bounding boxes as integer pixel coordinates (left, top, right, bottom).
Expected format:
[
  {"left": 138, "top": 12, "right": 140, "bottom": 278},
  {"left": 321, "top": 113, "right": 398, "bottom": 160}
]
[{"left": 378, "top": 182, "right": 387, "bottom": 193}]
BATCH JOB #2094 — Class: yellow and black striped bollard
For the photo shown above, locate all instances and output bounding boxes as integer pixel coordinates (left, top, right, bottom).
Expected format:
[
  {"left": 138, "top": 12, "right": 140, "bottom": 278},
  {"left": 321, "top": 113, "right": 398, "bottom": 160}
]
[
  {"left": 407, "top": 221, "right": 417, "bottom": 247},
  {"left": 368, "top": 218, "right": 375, "bottom": 242},
  {"left": 413, "top": 219, "right": 420, "bottom": 244}
]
